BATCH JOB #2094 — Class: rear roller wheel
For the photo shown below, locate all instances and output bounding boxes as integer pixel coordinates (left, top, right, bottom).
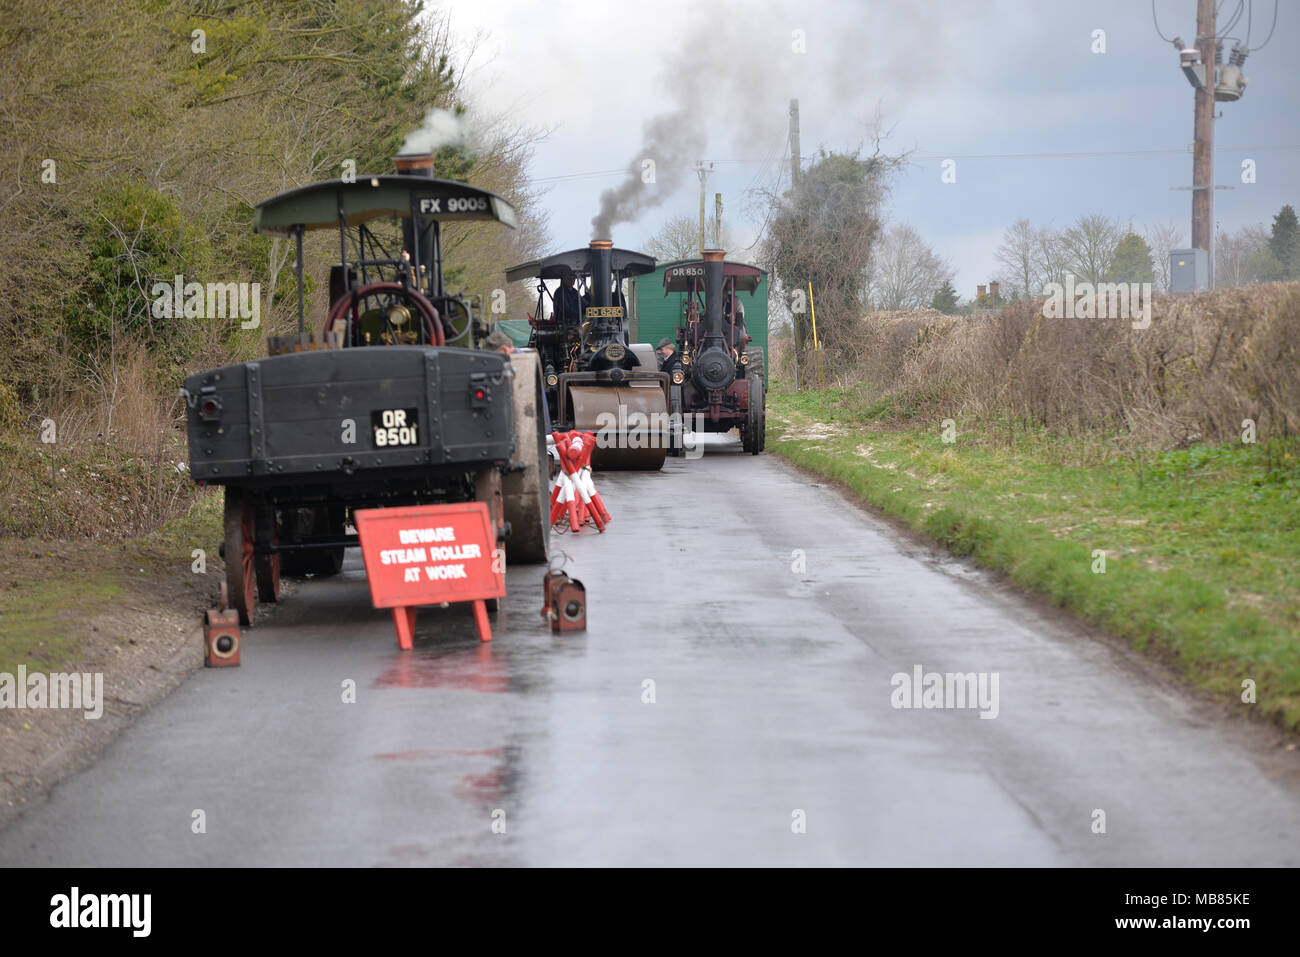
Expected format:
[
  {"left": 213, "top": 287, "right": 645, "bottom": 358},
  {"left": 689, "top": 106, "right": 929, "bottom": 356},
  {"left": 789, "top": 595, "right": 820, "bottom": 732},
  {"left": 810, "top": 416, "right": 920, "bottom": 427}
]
[
  {"left": 744, "top": 347, "right": 766, "bottom": 391},
  {"left": 502, "top": 351, "right": 551, "bottom": 564},
  {"left": 745, "top": 374, "right": 764, "bottom": 456},
  {"left": 223, "top": 487, "right": 256, "bottom": 626}
]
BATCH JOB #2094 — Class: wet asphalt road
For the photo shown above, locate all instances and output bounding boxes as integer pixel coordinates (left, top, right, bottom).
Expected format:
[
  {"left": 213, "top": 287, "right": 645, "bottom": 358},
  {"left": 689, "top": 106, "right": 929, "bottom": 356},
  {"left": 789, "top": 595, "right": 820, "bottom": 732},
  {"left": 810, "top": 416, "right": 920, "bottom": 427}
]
[{"left": 2, "top": 434, "right": 1299, "bottom": 866}]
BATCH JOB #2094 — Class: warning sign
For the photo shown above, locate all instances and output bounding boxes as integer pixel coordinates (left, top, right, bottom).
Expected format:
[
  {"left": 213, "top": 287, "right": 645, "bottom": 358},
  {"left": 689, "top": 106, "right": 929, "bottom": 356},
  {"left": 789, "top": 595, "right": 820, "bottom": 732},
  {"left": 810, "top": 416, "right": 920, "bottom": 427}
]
[{"left": 354, "top": 503, "right": 503, "bottom": 646}]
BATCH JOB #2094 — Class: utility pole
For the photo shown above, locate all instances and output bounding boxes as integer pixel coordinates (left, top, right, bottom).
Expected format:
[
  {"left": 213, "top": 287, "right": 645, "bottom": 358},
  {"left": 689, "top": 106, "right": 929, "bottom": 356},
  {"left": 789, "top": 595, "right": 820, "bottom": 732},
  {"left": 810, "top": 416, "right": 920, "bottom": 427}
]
[
  {"left": 694, "top": 161, "right": 713, "bottom": 256},
  {"left": 1193, "top": 0, "right": 1214, "bottom": 287},
  {"left": 1163, "top": 0, "right": 1253, "bottom": 291},
  {"left": 789, "top": 99, "right": 801, "bottom": 199},
  {"left": 788, "top": 99, "right": 804, "bottom": 357},
  {"left": 714, "top": 192, "right": 722, "bottom": 247}
]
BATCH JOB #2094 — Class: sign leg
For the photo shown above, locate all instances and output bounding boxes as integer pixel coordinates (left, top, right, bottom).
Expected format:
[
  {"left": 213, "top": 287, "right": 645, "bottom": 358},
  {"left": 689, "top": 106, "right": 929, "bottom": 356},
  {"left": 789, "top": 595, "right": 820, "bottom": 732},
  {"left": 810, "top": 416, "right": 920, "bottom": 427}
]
[
  {"left": 393, "top": 606, "right": 417, "bottom": 650},
  {"left": 472, "top": 599, "right": 492, "bottom": 643}
]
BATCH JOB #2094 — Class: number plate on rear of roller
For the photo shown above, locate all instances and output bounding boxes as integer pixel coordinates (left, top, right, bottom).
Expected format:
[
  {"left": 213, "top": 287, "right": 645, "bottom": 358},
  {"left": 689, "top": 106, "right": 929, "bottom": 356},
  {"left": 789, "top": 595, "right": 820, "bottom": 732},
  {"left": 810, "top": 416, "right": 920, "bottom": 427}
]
[{"left": 371, "top": 408, "right": 419, "bottom": 448}]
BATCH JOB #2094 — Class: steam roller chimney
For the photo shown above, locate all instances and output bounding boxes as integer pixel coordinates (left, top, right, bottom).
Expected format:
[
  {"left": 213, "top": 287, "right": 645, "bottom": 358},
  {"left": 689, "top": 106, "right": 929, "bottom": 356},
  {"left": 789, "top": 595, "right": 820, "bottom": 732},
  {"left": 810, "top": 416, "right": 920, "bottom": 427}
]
[{"left": 589, "top": 239, "right": 613, "bottom": 308}]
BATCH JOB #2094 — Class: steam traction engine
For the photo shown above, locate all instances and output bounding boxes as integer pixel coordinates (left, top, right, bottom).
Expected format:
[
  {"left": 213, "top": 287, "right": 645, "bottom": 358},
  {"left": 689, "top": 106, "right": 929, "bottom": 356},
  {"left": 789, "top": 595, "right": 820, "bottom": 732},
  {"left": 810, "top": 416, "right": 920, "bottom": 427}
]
[
  {"left": 182, "top": 153, "right": 551, "bottom": 626},
  {"left": 507, "top": 241, "right": 674, "bottom": 469},
  {"left": 663, "top": 250, "right": 766, "bottom": 454}
]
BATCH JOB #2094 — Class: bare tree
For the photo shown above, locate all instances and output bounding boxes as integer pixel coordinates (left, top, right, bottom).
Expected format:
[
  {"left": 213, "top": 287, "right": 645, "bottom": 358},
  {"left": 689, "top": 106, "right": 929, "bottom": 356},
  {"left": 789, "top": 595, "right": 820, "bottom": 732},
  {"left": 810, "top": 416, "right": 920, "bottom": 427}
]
[
  {"left": 1215, "top": 224, "right": 1275, "bottom": 287},
  {"left": 642, "top": 214, "right": 726, "bottom": 262},
  {"left": 994, "top": 218, "right": 1052, "bottom": 301},
  {"left": 864, "top": 224, "right": 954, "bottom": 310},
  {"left": 1143, "top": 220, "right": 1185, "bottom": 292},
  {"left": 1036, "top": 227, "right": 1068, "bottom": 288},
  {"left": 1059, "top": 214, "right": 1123, "bottom": 284}
]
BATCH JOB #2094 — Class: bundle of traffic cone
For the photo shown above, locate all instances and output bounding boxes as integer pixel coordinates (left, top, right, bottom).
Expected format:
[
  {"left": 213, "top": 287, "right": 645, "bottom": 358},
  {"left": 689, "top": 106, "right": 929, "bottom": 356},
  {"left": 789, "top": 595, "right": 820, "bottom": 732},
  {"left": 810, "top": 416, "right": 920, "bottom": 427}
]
[{"left": 549, "top": 430, "right": 612, "bottom": 533}]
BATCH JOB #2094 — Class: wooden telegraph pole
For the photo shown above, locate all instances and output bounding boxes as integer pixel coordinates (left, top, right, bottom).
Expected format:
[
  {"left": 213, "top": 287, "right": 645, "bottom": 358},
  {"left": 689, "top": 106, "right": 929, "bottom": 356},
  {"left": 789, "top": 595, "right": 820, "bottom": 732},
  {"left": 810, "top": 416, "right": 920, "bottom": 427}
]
[
  {"left": 695, "top": 161, "right": 712, "bottom": 257},
  {"left": 789, "top": 99, "right": 805, "bottom": 378},
  {"left": 1192, "top": 0, "right": 1215, "bottom": 287}
]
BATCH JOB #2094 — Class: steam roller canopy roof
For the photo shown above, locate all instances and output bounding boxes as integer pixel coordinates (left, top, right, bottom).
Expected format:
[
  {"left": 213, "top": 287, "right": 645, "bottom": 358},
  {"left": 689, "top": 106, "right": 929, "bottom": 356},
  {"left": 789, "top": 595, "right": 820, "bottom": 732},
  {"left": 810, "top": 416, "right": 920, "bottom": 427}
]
[
  {"left": 505, "top": 248, "right": 657, "bottom": 283},
  {"left": 663, "top": 259, "right": 764, "bottom": 294},
  {"left": 252, "top": 175, "right": 518, "bottom": 235}
]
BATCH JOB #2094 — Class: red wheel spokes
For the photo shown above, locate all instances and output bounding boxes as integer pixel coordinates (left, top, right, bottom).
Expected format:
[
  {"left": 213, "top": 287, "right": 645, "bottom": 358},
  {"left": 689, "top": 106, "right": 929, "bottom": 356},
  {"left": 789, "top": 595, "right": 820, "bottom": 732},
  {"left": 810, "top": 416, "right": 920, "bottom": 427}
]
[{"left": 241, "top": 500, "right": 256, "bottom": 610}]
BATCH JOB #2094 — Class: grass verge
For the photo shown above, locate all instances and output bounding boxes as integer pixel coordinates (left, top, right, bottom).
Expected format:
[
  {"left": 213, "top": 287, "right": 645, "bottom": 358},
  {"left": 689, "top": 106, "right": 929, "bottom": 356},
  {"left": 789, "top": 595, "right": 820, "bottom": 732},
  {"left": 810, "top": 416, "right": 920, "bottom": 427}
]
[
  {"left": 0, "top": 490, "right": 222, "bottom": 676},
  {"left": 768, "top": 385, "right": 1300, "bottom": 731}
]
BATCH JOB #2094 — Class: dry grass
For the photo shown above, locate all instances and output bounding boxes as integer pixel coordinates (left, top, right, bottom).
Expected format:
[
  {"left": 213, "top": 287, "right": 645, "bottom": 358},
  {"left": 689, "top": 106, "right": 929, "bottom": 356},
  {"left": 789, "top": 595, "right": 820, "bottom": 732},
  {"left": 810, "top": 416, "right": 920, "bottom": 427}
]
[
  {"left": 775, "top": 283, "right": 1300, "bottom": 449},
  {"left": 0, "top": 344, "right": 196, "bottom": 540}
]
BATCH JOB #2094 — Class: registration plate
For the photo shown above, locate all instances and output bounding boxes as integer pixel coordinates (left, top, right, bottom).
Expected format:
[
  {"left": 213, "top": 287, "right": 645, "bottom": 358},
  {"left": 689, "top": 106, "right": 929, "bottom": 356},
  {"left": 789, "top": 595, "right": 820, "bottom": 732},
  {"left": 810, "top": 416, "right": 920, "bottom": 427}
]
[{"left": 371, "top": 408, "right": 419, "bottom": 448}]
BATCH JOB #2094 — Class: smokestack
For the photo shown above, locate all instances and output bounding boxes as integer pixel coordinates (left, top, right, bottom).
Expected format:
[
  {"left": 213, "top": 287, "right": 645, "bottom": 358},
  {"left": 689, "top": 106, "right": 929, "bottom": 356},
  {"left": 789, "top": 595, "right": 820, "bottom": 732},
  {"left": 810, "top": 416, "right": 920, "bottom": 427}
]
[
  {"left": 977, "top": 284, "right": 987, "bottom": 300},
  {"left": 989, "top": 281, "right": 1000, "bottom": 302},
  {"left": 394, "top": 153, "right": 435, "bottom": 178},
  {"left": 397, "top": 153, "right": 437, "bottom": 295},
  {"left": 691, "top": 248, "right": 736, "bottom": 394},
  {"left": 702, "top": 248, "right": 726, "bottom": 344},
  {"left": 589, "top": 239, "right": 613, "bottom": 308}
]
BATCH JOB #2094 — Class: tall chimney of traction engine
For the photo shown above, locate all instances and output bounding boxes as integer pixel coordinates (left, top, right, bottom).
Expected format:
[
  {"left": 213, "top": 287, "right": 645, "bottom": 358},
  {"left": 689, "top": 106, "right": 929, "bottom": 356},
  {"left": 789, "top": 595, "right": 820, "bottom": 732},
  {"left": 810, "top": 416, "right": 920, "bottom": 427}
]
[
  {"left": 589, "top": 239, "right": 613, "bottom": 308},
  {"left": 394, "top": 153, "right": 435, "bottom": 178},
  {"left": 702, "top": 249, "right": 726, "bottom": 345}
]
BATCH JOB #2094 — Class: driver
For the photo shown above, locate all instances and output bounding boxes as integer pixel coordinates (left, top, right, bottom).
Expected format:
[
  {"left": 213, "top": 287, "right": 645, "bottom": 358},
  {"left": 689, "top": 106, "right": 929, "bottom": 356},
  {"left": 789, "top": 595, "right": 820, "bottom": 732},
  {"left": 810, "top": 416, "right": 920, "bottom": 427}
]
[
  {"left": 553, "top": 268, "right": 582, "bottom": 332},
  {"left": 724, "top": 293, "right": 747, "bottom": 344}
]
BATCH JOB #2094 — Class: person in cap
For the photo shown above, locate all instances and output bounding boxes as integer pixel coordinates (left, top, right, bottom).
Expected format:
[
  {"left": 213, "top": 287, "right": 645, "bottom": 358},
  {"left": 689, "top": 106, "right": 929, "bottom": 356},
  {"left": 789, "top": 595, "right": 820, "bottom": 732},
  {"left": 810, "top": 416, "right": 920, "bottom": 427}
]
[
  {"left": 483, "top": 330, "right": 515, "bottom": 354},
  {"left": 657, "top": 337, "right": 682, "bottom": 376}
]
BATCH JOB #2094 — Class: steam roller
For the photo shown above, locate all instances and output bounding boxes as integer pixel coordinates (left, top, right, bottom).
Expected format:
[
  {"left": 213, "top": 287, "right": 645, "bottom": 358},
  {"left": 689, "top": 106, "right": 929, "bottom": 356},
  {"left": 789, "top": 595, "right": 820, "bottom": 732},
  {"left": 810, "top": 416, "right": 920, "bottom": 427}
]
[
  {"left": 507, "top": 240, "right": 675, "bottom": 470},
  {"left": 661, "top": 249, "right": 766, "bottom": 453}
]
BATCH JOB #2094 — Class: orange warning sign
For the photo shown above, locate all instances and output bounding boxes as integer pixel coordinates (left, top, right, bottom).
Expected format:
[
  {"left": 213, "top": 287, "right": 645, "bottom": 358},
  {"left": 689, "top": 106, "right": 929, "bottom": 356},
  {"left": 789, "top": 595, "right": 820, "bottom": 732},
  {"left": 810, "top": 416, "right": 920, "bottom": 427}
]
[{"left": 354, "top": 503, "right": 503, "bottom": 647}]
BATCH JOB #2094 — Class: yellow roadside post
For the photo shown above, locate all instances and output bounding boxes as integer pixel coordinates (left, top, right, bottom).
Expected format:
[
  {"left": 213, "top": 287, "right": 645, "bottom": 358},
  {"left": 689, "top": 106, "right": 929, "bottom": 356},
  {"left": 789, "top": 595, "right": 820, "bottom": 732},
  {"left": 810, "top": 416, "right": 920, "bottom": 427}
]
[{"left": 808, "top": 282, "right": 823, "bottom": 387}]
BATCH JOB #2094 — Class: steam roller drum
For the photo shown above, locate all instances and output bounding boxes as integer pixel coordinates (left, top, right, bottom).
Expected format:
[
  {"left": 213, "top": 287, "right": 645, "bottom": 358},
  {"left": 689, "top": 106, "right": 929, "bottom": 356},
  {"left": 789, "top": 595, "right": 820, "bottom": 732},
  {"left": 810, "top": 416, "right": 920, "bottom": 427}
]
[
  {"left": 502, "top": 350, "right": 551, "bottom": 563},
  {"left": 569, "top": 383, "right": 668, "bottom": 471}
]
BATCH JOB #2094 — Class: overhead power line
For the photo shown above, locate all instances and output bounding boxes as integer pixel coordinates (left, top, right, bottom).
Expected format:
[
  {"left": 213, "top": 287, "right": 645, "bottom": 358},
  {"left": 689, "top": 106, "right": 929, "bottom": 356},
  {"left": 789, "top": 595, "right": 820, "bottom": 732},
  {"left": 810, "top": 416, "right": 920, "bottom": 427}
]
[
  {"left": 1253, "top": 0, "right": 1279, "bottom": 48},
  {"left": 1152, "top": 0, "right": 1173, "bottom": 42},
  {"left": 530, "top": 143, "right": 1298, "bottom": 186},
  {"left": 909, "top": 144, "right": 1298, "bottom": 161}
]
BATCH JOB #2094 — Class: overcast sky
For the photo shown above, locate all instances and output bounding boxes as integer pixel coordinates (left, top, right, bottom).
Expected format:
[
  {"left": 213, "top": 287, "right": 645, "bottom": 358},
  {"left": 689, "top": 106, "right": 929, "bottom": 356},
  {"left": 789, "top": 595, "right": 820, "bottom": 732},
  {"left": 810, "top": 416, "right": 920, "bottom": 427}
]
[{"left": 441, "top": 0, "right": 1298, "bottom": 297}]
